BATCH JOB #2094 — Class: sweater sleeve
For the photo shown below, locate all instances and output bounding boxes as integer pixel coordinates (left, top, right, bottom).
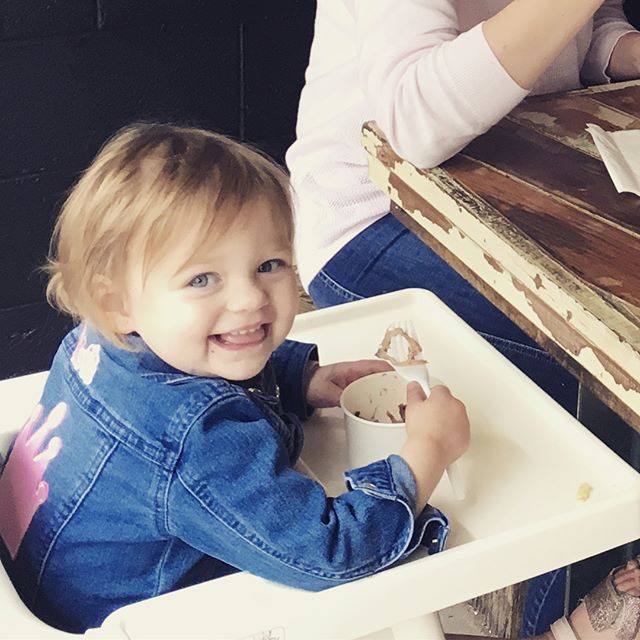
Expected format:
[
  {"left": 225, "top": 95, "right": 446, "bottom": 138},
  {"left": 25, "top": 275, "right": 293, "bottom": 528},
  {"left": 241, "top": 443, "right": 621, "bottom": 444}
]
[
  {"left": 354, "top": 0, "right": 529, "bottom": 168},
  {"left": 581, "top": 0, "right": 638, "bottom": 85}
]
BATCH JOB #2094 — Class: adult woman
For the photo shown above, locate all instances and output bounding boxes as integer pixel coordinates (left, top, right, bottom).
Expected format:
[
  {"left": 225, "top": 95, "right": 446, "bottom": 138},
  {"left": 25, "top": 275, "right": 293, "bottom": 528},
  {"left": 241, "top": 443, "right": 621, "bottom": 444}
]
[
  {"left": 287, "top": 1, "right": 639, "bottom": 317},
  {"left": 287, "top": 1, "right": 640, "bottom": 635},
  {"left": 287, "top": 0, "right": 639, "bottom": 414}
]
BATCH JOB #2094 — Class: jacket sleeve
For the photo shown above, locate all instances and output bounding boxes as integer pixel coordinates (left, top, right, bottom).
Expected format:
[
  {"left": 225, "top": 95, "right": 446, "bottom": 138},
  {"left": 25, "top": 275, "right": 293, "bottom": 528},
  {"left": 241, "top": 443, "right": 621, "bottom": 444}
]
[
  {"left": 581, "top": 0, "right": 638, "bottom": 85},
  {"left": 269, "top": 339, "right": 318, "bottom": 419},
  {"left": 166, "top": 396, "right": 448, "bottom": 591},
  {"left": 354, "top": 0, "right": 528, "bottom": 168}
]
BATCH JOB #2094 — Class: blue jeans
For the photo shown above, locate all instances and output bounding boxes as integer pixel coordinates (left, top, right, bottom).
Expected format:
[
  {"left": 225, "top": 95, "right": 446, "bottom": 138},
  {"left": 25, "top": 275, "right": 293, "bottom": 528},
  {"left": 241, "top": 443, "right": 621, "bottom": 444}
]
[{"left": 308, "top": 213, "right": 577, "bottom": 635}]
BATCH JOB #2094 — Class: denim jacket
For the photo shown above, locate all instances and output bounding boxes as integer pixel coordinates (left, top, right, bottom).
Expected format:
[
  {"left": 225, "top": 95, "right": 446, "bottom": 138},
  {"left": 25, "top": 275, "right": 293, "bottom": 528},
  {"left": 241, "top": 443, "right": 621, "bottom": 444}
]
[{"left": 0, "top": 324, "right": 448, "bottom": 632}]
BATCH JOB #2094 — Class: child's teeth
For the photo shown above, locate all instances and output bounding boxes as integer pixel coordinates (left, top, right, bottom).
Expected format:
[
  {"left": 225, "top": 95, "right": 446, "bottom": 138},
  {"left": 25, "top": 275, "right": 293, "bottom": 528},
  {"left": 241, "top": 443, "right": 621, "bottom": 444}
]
[
  {"left": 217, "top": 325, "right": 265, "bottom": 344},
  {"left": 231, "top": 327, "right": 258, "bottom": 336}
]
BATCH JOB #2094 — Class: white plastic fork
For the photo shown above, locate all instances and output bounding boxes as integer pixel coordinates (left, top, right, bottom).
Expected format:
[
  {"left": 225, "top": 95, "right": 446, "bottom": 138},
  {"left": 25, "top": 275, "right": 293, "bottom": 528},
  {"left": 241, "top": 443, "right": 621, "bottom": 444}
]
[
  {"left": 385, "top": 320, "right": 466, "bottom": 500},
  {"left": 387, "top": 320, "right": 432, "bottom": 396}
]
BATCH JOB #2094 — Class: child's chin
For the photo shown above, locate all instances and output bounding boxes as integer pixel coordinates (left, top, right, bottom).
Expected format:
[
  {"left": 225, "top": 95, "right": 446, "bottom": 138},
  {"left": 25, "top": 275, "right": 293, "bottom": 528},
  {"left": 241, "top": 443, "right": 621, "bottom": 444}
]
[{"left": 220, "top": 360, "right": 267, "bottom": 382}]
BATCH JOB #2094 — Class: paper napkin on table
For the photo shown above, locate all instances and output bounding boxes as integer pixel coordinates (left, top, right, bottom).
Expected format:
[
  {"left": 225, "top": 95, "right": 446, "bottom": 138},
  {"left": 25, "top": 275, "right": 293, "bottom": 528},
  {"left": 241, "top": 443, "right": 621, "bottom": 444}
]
[{"left": 586, "top": 123, "right": 640, "bottom": 196}]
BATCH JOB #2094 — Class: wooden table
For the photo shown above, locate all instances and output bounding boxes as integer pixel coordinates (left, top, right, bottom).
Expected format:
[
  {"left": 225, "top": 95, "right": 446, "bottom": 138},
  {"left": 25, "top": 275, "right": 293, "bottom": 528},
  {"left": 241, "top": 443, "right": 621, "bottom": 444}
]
[
  {"left": 363, "top": 78, "right": 640, "bottom": 635},
  {"left": 364, "top": 79, "right": 640, "bottom": 433}
]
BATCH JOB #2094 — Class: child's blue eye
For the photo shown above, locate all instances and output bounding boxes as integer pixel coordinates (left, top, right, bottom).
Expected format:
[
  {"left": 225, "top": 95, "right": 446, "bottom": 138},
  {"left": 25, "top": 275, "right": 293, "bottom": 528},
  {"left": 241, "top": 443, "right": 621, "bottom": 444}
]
[
  {"left": 257, "top": 259, "right": 286, "bottom": 273},
  {"left": 189, "top": 273, "right": 216, "bottom": 288}
]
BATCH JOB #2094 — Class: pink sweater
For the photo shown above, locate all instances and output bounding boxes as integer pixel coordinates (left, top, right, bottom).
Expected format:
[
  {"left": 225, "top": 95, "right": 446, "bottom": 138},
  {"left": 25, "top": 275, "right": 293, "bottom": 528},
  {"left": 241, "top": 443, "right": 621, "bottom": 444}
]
[{"left": 286, "top": 0, "right": 636, "bottom": 288}]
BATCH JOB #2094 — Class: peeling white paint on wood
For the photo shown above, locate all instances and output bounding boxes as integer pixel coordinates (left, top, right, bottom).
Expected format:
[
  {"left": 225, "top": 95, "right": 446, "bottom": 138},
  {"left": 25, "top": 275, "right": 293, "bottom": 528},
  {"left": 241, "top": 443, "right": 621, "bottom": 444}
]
[{"left": 363, "top": 109, "right": 640, "bottom": 427}]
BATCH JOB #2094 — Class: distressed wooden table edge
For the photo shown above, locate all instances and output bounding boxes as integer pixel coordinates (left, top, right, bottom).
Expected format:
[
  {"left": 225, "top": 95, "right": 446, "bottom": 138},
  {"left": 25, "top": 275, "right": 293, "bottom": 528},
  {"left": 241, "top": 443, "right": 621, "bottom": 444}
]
[
  {"left": 525, "top": 77, "right": 640, "bottom": 98},
  {"left": 362, "top": 121, "right": 640, "bottom": 431}
]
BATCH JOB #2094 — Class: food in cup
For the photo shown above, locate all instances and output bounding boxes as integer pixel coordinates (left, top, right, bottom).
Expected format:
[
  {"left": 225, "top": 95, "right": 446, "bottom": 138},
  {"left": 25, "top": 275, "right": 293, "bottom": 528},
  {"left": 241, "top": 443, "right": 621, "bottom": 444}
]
[
  {"left": 375, "top": 325, "right": 427, "bottom": 366},
  {"left": 340, "top": 372, "right": 408, "bottom": 468},
  {"left": 353, "top": 403, "right": 406, "bottom": 423}
]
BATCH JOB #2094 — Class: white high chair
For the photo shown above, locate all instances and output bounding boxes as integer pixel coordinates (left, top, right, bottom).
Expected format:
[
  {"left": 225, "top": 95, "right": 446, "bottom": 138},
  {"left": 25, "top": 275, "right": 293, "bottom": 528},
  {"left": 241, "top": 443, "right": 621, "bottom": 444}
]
[{"left": 2, "top": 290, "right": 640, "bottom": 640}]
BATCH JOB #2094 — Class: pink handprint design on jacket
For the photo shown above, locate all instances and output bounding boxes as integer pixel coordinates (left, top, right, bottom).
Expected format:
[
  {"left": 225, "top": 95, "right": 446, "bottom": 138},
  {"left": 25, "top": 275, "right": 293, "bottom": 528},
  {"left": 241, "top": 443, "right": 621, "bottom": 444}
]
[
  {"left": 71, "top": 325, "right": 101, "bottom": 386},
  {"left": 0, "top": 403, "right": 66, "bottom": 559}
]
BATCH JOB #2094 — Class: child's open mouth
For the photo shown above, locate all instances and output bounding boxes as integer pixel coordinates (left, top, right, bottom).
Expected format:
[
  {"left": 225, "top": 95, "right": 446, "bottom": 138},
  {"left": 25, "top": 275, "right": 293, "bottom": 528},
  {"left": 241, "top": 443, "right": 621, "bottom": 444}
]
[{"left": 210, "top": 324, "right": 268, "bottom": 350}]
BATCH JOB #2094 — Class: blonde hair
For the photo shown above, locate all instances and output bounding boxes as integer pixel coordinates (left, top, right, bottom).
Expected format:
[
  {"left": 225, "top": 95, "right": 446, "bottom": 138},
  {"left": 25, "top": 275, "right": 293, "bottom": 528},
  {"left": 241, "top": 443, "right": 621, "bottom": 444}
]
[{"left": 45, "top": 122, "right": 293, "bottom": 347}]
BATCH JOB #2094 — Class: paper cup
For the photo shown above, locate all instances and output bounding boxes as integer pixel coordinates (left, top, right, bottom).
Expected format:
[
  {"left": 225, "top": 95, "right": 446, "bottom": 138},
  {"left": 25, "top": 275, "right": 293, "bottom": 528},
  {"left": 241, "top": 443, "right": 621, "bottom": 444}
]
[{"left": 340, "top": 371, "right": 408, "bottom": 469}]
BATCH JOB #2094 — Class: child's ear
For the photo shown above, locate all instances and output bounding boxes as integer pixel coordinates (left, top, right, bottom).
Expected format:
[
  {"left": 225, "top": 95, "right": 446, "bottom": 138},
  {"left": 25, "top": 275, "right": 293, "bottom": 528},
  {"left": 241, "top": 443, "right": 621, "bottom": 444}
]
[{"left": 93, "top": 275, "right": 135, "bottom": 334}]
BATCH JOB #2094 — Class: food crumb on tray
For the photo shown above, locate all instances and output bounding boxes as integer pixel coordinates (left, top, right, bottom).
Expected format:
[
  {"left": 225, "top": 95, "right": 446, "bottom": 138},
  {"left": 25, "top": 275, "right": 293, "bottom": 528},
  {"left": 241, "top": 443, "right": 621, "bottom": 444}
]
[{"left": 576, "top": 482, "right": 593, "bottom": 502}]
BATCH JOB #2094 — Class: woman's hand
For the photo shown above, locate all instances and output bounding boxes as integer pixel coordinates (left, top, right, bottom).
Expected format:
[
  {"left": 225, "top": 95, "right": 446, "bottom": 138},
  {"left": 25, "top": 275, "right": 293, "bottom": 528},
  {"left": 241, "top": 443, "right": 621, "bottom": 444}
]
[{"left": 305, "top": 359, "right": 392, "bottom": 409}]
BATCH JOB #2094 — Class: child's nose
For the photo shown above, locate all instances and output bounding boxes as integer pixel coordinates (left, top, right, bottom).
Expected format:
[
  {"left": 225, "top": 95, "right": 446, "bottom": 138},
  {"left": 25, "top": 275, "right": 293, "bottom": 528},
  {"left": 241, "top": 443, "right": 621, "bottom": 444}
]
[{"left": 226, "top": 278, "right": 268, "bottom": 313}]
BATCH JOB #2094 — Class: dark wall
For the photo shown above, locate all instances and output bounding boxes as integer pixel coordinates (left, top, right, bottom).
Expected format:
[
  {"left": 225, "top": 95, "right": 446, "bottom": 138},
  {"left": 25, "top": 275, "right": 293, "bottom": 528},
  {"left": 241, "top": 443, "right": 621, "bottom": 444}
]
[
  {"left": 2, "top": 2, "right": 639, "bottom": 380},
  {"left": 625, "top": 0, "right": 640, "bottom": 28},
  {"left": 0, "top": 1, "right": 315, "bottom": 379}
]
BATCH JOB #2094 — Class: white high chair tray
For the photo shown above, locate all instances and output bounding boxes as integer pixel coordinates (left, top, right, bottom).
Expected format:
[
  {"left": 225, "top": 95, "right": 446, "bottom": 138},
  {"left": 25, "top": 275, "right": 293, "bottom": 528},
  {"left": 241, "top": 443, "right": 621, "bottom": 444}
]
[{"left": 2, "top": 289, "right": 640, "bottom": 640}]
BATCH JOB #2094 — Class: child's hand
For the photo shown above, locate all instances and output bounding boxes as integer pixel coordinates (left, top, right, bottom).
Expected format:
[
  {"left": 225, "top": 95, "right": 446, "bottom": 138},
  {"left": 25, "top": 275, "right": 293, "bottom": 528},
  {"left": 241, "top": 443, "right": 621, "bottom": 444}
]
[
  {"left": 306, "top": 359, "right": 392, "bottom": 408},
  {"left": 399, "top": 382, "right": 470, "bottom": 510},
  {"left": 404, "top": 382, "right": 469, "bottom": 466}
]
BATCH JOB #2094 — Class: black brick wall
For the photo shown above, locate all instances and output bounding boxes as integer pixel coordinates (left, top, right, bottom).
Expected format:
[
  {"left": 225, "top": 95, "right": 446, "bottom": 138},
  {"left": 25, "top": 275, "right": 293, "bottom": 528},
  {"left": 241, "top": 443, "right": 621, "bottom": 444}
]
[
  {"left": 0, "top": 1, "right": 315, "bottom": 379},
  {"left": 2, "top": 2, "right": 638, "bottom": 379},
  {"left": 625, "top": 0, "right": 640, "bottom": 29}
]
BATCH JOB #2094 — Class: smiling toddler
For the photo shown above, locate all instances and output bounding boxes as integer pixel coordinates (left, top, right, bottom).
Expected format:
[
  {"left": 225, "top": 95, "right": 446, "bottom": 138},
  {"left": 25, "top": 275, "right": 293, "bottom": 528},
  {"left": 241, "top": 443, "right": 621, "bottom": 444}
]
[{"left": 0, "top": 123, "right": 469, "bottom": 633}]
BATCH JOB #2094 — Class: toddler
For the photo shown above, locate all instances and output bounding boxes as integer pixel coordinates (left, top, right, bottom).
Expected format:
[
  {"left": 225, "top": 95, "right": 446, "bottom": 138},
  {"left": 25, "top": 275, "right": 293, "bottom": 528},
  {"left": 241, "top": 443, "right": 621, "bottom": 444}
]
[{"left": 0, "top": 123, "right": 469, "bottom": 633}]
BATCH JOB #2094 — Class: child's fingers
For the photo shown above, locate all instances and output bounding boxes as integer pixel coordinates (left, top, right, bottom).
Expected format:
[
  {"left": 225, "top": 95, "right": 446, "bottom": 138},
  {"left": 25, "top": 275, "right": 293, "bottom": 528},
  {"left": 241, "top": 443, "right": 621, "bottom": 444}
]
[
  {"left": 325, "top": 382, "right": 343, "bottom": 408},
  {"left": 406, "top": 381, "right": 427, "bottom": 403},
  {"left": 343, "top": 360, "right": 393, "bottom": 385},
  {"left": 364, "top": 359, "right": 393, "bottom": 373}
]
